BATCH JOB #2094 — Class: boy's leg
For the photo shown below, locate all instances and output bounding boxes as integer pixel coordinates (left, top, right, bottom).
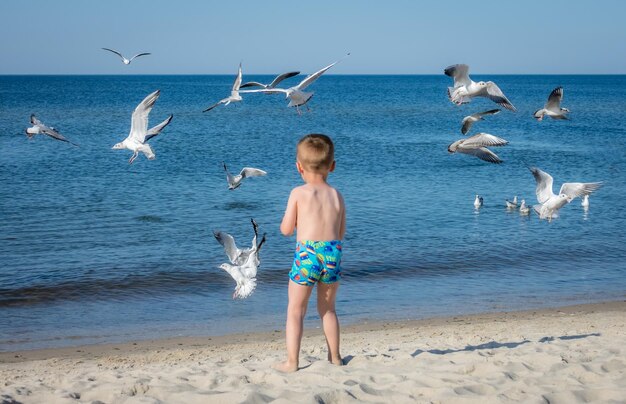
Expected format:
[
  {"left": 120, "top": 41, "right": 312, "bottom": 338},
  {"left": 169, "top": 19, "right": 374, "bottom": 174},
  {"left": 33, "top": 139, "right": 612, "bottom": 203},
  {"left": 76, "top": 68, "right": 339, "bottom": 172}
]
[
  {"left": 317, "top": 282, "right": 342, "bottom": 365},
  {"left": 274, "top": 280, "right": 313, "bottom": 372}
]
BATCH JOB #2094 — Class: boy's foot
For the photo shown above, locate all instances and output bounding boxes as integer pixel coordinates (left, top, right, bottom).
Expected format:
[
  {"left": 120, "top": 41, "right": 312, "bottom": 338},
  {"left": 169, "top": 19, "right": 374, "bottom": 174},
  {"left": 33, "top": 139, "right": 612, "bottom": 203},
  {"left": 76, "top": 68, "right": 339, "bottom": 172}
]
[
  {"left": 328, "top": 354, "right": 344, "bottom": 366},
  {"left": 272, "top": 361, "right": 299, "bottom": 373}
]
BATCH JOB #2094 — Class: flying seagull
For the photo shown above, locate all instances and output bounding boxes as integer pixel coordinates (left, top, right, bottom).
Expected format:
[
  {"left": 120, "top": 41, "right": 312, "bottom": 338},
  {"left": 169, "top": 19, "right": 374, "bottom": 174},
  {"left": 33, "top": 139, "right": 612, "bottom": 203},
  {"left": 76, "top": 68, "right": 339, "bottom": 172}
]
[
  {"left": 461, "top": 109, "right": 501, "bottom": 135},
  {"left": 102, "top": 48, "right": 151, "bottom": 65},
  {"left": 223, "top": 162, "right": 267, "bottom": 190},
  {"left": 214, "top": 218, "right": 266, "bottom": 267},
  {"left": 528, "top": 166, "right": 602, "bottom": 220},
  {"left": 447, "top": 133, "right": 509, "bottom": 164},
  {"left": 534, "top": 86, "right": 569, "bottom": 121},
  {"left": 112, "top": 90, "right": 173, "bottom": 164},
  {"left": 25, "top": 115, "right": 78, "bottom": 146},
  {"left": 240, "top": 53, "right": 350, "bottom": 114},
  {"left": 203, "top": 63, "right": 243, "bottom": 112},
  {"left": 444, "top": 64, "right": 516, "bottom": 111},
  {"left": 239, "top": 71, "right": 300, "bottom": 90},
  {"left": 215, "top": 219, "right": 266, "bottom": 299}
]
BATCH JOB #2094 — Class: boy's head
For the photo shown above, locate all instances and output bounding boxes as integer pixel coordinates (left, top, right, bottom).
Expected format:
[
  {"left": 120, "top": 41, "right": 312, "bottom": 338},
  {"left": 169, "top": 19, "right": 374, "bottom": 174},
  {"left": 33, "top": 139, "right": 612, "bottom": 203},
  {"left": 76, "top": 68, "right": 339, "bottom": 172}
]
[{"left": 296, "top": 133, "right": 335, "bottom": 174}]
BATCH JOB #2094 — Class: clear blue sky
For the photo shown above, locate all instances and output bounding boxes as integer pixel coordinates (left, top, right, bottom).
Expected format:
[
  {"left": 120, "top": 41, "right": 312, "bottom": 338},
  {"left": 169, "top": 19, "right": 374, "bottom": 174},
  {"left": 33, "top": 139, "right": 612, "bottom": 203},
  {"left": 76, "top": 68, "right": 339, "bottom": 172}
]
[{"left": 1, "top": 0, "right": 625, "bottom": 75}]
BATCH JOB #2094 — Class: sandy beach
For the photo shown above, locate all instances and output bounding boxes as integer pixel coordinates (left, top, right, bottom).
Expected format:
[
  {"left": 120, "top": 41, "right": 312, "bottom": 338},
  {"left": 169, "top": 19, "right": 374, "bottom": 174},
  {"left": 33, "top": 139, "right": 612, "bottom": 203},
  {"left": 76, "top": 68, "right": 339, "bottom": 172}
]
[{"left": 0, "top": 301, "right": 624, "bottom": 403}]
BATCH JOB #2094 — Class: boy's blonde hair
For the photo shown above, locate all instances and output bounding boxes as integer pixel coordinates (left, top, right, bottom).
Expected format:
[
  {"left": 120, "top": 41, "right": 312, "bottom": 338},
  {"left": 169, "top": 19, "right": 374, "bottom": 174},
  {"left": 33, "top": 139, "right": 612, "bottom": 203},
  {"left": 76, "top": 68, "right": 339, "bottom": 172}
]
[{"left": 297, "top": 134, "right": 335, "bottom": 172}]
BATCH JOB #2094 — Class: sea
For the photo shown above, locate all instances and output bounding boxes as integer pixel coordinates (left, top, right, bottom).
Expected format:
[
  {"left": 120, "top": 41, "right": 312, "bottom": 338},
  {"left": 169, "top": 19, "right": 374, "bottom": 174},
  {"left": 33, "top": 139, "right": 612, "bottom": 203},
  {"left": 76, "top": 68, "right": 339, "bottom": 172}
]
[{"left": 1, "top": 75, "right": 625, "bottom": 351}]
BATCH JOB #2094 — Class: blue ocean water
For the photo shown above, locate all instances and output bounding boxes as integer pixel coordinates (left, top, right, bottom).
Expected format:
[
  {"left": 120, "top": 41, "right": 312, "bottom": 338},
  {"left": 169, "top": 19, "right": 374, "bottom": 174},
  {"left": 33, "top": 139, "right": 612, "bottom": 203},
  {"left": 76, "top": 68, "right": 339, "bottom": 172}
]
[{"left": 1, "top": 75, "right": 625, "bottom": 351}]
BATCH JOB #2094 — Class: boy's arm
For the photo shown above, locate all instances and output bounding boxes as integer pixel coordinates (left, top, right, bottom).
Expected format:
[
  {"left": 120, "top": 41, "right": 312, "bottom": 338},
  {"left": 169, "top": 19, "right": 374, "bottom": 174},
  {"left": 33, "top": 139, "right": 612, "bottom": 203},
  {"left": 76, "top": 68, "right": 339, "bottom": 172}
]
[
  {"left": 280, "top": 189, "right": 298, "bottom": 236},
  {"left": 339, "top": 191, "right": 346, "bottom": 240}
]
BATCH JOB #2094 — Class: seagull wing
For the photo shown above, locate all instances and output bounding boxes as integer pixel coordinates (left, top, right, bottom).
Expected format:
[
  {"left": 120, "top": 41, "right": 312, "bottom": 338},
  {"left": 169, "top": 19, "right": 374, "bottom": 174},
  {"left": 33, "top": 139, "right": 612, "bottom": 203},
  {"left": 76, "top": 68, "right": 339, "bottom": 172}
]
[
  {"left": 559, "top": 182, "right": 603, "bottom": 201},
  {"left": 129, "top": 52, "right": 151, "bottom": 61},
  {"left": 444, "top": 64, "right": 471, "bottom": 88},
  {"left": 239, "top": 88, "right": 289, "bottom": 95},
  {"left": 297, "top": 53, "right": 350, "bottom": 91},
  {"left": 131, "top": 90, "right": 160, "bottom": 143},
  {"left": 214, "top": 231, "right": 241, "bottom": 264},
  {"left": 462, "top": 109, "right": 500, "bottom": 135},
  {"left": 102, "top": 48, "right": 125, "bottom": 61},
  {"left": 484, "top": 82, "right": 516, "bottom": 111},
  {"left": 239, "top": 81, "right": 267, "bottom": 89},
  {"left": 461, "top": 119, "right": 473, "bottom": 135},
  {"left": 475, "top": 109, "right": 501, "bottom": 118},
  {"left": 232, "top": 63, "right": 243, "bottom": 93},
  {"left": 545, "top": 86, "right": 563, "bottom": 112},
  {"left": 240, "top": 167, "right": 267, "bottom": 178},
  {"left": 461, "top": 133, "right": 509, "bottom": 148},
  {"left": 529, "top": 167, "right": 555, "bottom": 204},
  {"left": 30, "top": 114, "right": 43, "bottom": 126},
  {"left": 457, "top": 146, "right": 503, "bottom": 164},
  {"left": 203, "top": 98, "right": 226, "bottom": 112},
  {"left": 268, "top": 71, "right": 300, "bottom": 88},
  {"left": 144, "top": 115, "right": 173, "bottom": 142}
]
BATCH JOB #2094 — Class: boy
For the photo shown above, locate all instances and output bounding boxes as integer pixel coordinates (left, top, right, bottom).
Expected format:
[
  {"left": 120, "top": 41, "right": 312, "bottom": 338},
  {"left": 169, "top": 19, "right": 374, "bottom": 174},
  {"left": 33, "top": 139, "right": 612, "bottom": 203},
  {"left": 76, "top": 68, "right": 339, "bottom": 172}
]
[{"left": 275, "top": 133, "right": 346, "bottom": 373}]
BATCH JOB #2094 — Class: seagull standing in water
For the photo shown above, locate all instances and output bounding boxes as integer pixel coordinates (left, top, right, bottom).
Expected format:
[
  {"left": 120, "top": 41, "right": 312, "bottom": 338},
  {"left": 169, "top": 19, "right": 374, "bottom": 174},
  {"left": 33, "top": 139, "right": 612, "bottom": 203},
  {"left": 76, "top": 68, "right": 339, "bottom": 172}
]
[
  {"left": 203, "top": 63, "right": 243, "bottom": 112},
  {"left": 112, "top": 90, "right": 173, "bottom": 164},
  {"left": 239, "top": 71, "right": 300, "bottom": 90},
  {"left": 474, "top": 195, "right": 483, "bottom": 208},
  {"left": 461, "top": 109, "right": 501, "bottom": 135},
  {"left": 505, "top": 196, "right": 518, "bottom": 209},
  {"left": 223, "top": 162, "right": 267, "bottom": 190},
  {"left": 215, "top": 219, "right": 266, "bottom": 299},
  {"left": 26, "top": 115, "right": 78, "bottom": 146},
  {"left": 102, "top": 48, "right": 151, "bottom": 65},
  {"left": 447, "top": 133, "right": 509, "bottom": 164},
  {"left": 534, "top": 86, "right": 569, "bottom": 121},
  {"left": 519, "top": 199, "right": 531, "bottom": 215},
  {"left": 240, "top": 53, "right": 350, "bottom": 114},
  {"left": 529, "top": 166, "right": 603, "bottom": 220},
  {"left": 444, "top": 64, "right": 516, "bottom": 111}
]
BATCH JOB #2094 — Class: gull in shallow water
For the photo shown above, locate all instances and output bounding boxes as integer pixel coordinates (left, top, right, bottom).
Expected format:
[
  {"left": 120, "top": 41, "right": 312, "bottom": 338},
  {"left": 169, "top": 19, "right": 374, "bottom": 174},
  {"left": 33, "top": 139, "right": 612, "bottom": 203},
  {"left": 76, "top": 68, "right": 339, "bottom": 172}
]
[
  {"left": 215, "top": 219, "right": 266, "bottom": 299},
  {"left": 239, "top": 71, "right": 300, "bottom": 90},
  {"left": 448, "top": 133, "right": 509, "bottom": 164},
  {"left": 444, "top": 64, "right": 516, "bottom": 111},
  {"left": 474, "top": 195, "right": 483, "bottom": 208},
  {"left": 102, "top": 48, "right": 151, "bottom": 65},
  {"left": 505, "top": 195, "right": 518, "bottom": 209},
  {"left": 529, "top": 166, "right": 603, "bottom": 220},
  {"left": 112, "top": 90, "right": 173, "bottom": 164},
  {"left": 461, "top": 109, "right": 501, "bottom": 135},
  {"left": 203, "top": 63, "right": 243, "bottom": 112},
  {"left": 519, "top": 199, "right": 531, "bottom": 215},
  {"left": 223, "top": 162, "right": 267, "bottom": 190},
  {"left": 25, "top": 114, "right": 78, "bottom": 146},
  {"left": 534, "top": 86, "right": 569, "bottom": 121},
  {"left": 240, "top": 53, "right": 350, "bottom": 114}
]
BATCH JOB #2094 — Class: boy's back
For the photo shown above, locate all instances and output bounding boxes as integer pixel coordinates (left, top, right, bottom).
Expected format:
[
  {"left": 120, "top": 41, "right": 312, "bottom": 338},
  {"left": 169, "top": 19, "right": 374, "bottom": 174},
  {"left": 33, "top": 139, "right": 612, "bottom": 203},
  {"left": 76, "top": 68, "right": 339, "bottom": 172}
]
[{"left": 291, "top": 182, "right": 345, "bottom": 242}]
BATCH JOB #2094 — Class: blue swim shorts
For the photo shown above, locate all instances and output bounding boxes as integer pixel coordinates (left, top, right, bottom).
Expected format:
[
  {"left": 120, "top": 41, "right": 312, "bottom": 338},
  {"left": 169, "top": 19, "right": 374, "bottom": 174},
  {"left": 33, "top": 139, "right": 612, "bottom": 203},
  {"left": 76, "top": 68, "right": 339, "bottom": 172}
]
[{"left": 289, "top": 240, "right": 343, "bottom": 286}]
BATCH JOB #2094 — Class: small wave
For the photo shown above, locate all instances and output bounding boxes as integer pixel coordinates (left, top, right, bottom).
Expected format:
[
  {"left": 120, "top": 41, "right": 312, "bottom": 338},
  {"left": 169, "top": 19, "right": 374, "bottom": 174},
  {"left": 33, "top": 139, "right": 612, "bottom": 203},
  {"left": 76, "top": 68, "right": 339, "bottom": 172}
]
[{"left": 135, "top": 215, "right": 168, "bottom": 223}]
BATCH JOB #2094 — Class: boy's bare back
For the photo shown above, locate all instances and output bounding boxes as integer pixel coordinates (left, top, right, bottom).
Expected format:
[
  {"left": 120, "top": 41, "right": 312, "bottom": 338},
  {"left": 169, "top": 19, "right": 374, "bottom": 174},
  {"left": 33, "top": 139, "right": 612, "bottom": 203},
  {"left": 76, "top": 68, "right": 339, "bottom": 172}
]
[{"left": 284, "top": 182, "right": 345, "bottom": 242}]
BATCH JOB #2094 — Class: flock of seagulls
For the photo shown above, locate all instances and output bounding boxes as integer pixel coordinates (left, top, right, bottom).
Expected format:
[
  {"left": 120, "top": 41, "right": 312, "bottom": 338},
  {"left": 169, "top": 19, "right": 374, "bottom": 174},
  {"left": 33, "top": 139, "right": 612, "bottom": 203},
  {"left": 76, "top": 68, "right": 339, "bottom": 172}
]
[
  {"left": 21, "top": 51, "right": 605, "bottom": 296},
  {"left": 445, "top": 64, "right": 603, "bottom": 220}
]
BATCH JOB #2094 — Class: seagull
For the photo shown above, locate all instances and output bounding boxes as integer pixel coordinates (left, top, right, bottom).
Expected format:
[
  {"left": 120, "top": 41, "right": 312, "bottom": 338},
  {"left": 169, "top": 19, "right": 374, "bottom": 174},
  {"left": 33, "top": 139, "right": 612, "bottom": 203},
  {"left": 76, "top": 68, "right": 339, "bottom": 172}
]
[
  {"left": 215, "top": 219, "right": 266, "bottom": 299},
  {"left": 505, "top": 195, "right": 518, "bottom": 209},
  {"left": 461, "top": 109, "right": 501, "bottom": 135},
  {"left": 240, "top": 53, "right": 350, "bottom": 114},
  {"left": 203, "top": 63, "right": 243, "bottom": 112},
  {"left": 534, "top": 86, "right": 569, "bottom": 121},
  {"left": 519, "top": 199, "right": 531, "bottom": 215},
  {"left": 444, "top": 64, "right": 516, "bottom": 111},
  {"left": 239, "top": 71, "right": 300, "bottom": 90},
  {"left": 529, "top": 166, "right": 603, "bottom": 220},
  {"left": 447, "top": 133, "right": 509, "bottom": 164},
  {"left": 101, "top": 48, "right": 151, "bottom": 65},
  {"left": 112, "top": 90, "right": 173, "bottom": 164},
  {"left": 223, "top": 162, "right": 267, "bottom": 190},
  {"left": 214, "top": 218, "right": 266, "bottom": 267},
  {"left": 474, "top": 195, "right": 483, "bottom": 208},
  {"left": 25, "top": 115, "right": 78, "bottom": 146},
  {"left": 581, "top": 194, "right": 590, "bottom": 208}
]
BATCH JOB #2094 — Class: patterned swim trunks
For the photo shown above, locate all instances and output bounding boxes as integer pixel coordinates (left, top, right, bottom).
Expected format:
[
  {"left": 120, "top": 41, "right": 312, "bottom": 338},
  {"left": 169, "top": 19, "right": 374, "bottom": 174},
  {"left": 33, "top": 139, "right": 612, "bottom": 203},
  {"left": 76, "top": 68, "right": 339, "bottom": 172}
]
[{"left": 289, "top": 240, "right": 343, "bottom": 286}]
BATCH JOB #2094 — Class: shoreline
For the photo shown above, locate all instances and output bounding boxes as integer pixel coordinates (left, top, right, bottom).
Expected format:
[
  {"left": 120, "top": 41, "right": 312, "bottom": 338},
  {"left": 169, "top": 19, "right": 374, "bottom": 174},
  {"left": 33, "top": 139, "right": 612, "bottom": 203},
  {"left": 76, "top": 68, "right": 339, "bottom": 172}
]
[
  {"left": 2, "top": 300, "right": 624, "bottom": 403},
  {"left": 2, "top": 299, "right": 623, "bottom": 364}
]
